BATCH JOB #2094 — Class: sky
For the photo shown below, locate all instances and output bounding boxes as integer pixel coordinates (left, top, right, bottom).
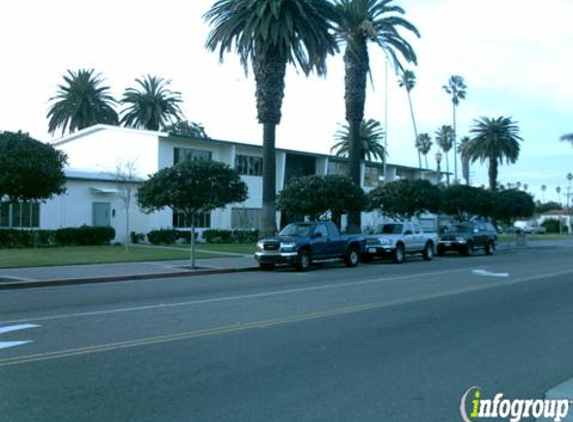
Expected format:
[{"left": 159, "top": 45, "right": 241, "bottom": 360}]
[{"left": 1, "top": 0, "right": 572, "bottom": 204}]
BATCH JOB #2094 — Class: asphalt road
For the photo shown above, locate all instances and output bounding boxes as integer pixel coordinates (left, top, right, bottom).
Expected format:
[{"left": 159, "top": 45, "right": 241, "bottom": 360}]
[{"left": 1, "top": 246, "right": 573, "bottom": 422}]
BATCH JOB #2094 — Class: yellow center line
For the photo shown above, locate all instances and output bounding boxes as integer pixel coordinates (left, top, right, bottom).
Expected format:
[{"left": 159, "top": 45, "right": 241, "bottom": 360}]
[{"left": 2, "top": 267, "right": 573, "bottom": 367}]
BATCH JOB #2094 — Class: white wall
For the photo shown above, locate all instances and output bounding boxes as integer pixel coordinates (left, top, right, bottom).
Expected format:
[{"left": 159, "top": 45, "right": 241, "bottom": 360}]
[{"left": 55, "top": 127, "right": 160, "bottom": 178}]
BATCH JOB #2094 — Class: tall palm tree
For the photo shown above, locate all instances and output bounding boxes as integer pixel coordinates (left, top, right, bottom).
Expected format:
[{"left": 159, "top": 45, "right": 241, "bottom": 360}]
[
  {"left": 557, "top": 186, "right": 562, "bottom": 205},
  {"left": 434, "top": 125, "right": 455, "bottom": 185},
  {"left": 541, "top": 184, "right": 547, "bottom": 202},
  {"left": 443, "top": 75, "right": 467, "bottom": 182},
  {"left": 205, "top": 0, "right": 337, "bottom": 236},
  {"left": 333, "top": 0, "right": 419, "bottom": 231},
  {"left": 398, "top": 69, "right": 420, "bottom": 167},
  {"left": 458, "top": 135, "right": 471, "bottom": 185},
  {"left": 416, "top": 132, "right": 432, "bottom": 169},
  {"left": 465, "top": 116, "right": 523, "bottom": 190},
  {"left": 47, "top": 69, "right": 118, "bottom": 136},
  {"left": 120, "top": 75, "right": 183, "bottom": 131},
  {"left": 331, "top": 118, "right": 386, "bottom": 161}
]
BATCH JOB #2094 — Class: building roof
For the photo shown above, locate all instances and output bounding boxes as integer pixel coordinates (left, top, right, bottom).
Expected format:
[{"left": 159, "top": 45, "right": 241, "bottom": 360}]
[
  {"left": 65, "top": 169, "right": 144, "bottom": 183},
  {"left": 53, "top": 124, "right": 435, "bottom": 174}
]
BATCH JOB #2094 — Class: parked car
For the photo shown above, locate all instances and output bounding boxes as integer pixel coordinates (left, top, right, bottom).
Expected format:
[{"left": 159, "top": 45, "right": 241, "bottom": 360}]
[
  {"left": 437, "top": 222, "right": 497, "bottom": 256},
  {"left": 254, "top": 221, "right": 365, "bottom": 271},
  {"left": 362, "top": 222, "right": 437, "bottom": 264},
  {"left": 514, "top": 220, "right": 547, "bottom": 234}
]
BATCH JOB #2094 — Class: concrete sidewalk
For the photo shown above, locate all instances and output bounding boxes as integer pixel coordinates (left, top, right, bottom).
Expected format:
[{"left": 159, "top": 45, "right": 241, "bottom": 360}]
[
  {"left": 1, "top": 238, "right": 571, "bottom": 290},
  {"left": 0, "top": 256, "right": 259, "bottom": 289}
]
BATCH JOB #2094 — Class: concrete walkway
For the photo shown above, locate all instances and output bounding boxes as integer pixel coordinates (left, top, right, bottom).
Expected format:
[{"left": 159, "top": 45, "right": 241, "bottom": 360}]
[{"left": 0, "top": 256, "right": 259, "bottom": 289}]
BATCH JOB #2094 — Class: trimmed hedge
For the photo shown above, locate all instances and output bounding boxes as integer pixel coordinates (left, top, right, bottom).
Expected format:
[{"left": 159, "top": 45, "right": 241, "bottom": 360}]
[
  {"left": 146, "top": 228, "right": 259, "bottom": 245},
  {"left": 202, "top": 229, "right": 259, "bottom": 244},
  {"left": 0, "top": 226, "right": 116, "bottom": 249}
]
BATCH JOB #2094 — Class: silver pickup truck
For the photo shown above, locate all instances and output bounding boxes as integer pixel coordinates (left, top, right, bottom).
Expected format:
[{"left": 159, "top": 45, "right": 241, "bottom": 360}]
[{"left": 362, "top": 222, "right": 437, "bottom": 264}]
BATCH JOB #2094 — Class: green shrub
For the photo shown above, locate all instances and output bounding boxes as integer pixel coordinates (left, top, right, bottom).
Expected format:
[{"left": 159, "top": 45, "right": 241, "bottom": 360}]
[
  {"left": 0, "top": 226, "right": 113, "bottom": 248},
  {"left": 130, "top": 231, "right": 146, "bottom": 244},
  {"left": 541, "top": 219, "right": 563, "bottom": 234},
  {"left": 147, "top": 229, "right": 178, "bottom": 245},
  {"left": 202, "top": 229, "right": 233, "bottom": 243},
  {"left": 231, "top": 229, "right": 259, "bottom": 243},
  {"left": 55, "top": 226, "right": 115, "bottom": 246}
]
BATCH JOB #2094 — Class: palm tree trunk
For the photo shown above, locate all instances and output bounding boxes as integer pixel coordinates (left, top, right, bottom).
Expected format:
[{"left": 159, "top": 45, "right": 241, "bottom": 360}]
[
  {"left": 407, "top": 93, "right": 421, "bottom": 168},
  {"left": 262, "top": 123, "right": 277, "bottom": 236},
  {"left": 445, "top": 152, "right": 450, "bottom": 185},
  {"left": 343, "top": 43, "right": 368, "bottom": 233},
  {"left": 254, "top": 48, "right": 286, "bottom": 236},
  {"left": 488, "top": 157, "right": 498, "bottom": 190},
  {"left": 424, "top": 153, "right": 428, "bottom": 169},
  {"left": 452, "top": 104, "right": 458, "bottom": 182}
]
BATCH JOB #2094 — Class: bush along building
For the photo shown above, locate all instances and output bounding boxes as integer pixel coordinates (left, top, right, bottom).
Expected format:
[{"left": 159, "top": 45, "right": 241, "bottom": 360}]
[{"left": 1, "top": 125, "right": 439, "bottom": 243}]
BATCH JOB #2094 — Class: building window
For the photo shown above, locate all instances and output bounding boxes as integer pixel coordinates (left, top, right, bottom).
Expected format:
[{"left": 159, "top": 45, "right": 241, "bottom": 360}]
[
  {"left": 327, "top": 161, "right": 349, "bottom": 176},
  {"left": 364, "top": 166, "right": 381, "bottom": 188},
  {"left": 235, "top": 155, "right": 262, "bottom": 176},
  {"left": 0, "top": 202, "right": 40, "bottom": 228},
  {"left": 172, "top": 211, "right": 211, "bottom": 229},
  {"left": 174, "top": 147, "right": 212, "bottom": 165},
  {"left": 232, "top": 208, "right": 262, "bottom": 229}
]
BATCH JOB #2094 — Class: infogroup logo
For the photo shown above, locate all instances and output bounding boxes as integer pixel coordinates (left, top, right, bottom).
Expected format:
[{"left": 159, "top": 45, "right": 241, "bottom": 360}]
[{"left": 460, "top": 386, "right": 571, "bottom": 422}]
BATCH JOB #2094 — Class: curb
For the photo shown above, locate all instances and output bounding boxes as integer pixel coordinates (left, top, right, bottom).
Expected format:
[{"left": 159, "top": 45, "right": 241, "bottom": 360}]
[{"left": 0, "top": 266, "right": 260, "bottom": 290}]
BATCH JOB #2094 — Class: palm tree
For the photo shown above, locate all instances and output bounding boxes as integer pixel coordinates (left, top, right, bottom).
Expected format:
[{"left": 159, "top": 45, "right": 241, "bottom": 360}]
[
  {"left": 205, "top": 0, "right": 337, "bottom": 236},
  {"left": 416, "top": 133, "right": 432, "bottom": 169},
  {"left": 434, "top": 125, "right": 455, "bottom": 184},
  {"left": 331, "top": 118, "right": 386, "bottom": 161},
  {"left": 443, "top": 75, "right": 467, "bottom": 182},
  {"left": 398, "top": 69, "right": 420, "bottom": 167},
  {"left": 541, "top": 184, "right": 547, "bottom": 202},
  {"left": 120, "top": 75, "right": 183, "bottom": 131},
  {"left": 333, "top": 0, "right": 419, "bottom": 231},
  {"left": 164, "top": 120, "right": 210, "bottom": 139},
  {"left": 465, "top": 116, "right": 523, "bottom": 190},
  {"left": 557, "top": 186, "right": 562, "bottom": 204},
  {"left": 47, "top": 69, "right": 118, "bottom": 136},
  {"left": 560, "top": 133, "right": 573, "bottom": 146},
  {"left": 458, "top": 136, "right": 471, "bottom": 185}
]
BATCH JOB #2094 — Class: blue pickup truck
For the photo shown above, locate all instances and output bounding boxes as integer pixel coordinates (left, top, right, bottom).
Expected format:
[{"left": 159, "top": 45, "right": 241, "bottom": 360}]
[{"left": 254, "top": 221, "right": 366, "bottom": 271}]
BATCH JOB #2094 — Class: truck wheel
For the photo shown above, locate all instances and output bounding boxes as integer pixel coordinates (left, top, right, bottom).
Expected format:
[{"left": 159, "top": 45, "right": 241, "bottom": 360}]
[
  {"left": 345, "top": 246, "right": 360, "bottom": 267},
  {"left": 259, "top": 263, "right": 275, "bottom": 271},
  {"left": 392, "top": 244, "right": 405, "bottom": 264},
  {"left": 422, "top": 242, "right": 434, "bottom": 261},
  {"left": 361, "top": 253, "right": 374, "bottom": 263},
  {"left": 485, "top": 240, "right": 496, "bottom": 255},
  {"left": 462, "top": 242, "right": 474, "bottom": 256},
  {"left": 295, "top": 249, "right": 311, "bottom": 272}
]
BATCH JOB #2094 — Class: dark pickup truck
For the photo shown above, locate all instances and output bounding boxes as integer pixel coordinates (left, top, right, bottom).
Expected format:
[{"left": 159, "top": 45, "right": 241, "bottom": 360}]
[{"left": 254, "top": 221, "right": 366, "bottom": 271}]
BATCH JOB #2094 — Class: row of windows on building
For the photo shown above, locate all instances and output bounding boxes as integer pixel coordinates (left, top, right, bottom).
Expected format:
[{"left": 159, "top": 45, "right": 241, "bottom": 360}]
[
  {"left": 173, "top": 147, "right": 384, "bottom": 186},
  {"left": 0, "top": 202, "right": 40, "bottom": 228},
  {"left": 173, "top": 147, "right": 263, "bottom": 177},
  {"left": 172, "top": 208, "right": 262, "bottom": 230}
]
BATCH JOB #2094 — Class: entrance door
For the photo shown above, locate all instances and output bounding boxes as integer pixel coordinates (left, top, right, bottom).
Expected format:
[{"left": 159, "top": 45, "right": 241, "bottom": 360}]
[{"left": 92, "top": 202, "right": 111, "bottom": 227}]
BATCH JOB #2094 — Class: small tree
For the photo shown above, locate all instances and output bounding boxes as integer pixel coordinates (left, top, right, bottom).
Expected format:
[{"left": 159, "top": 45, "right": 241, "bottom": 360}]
[
  {"left": 164, "top": 120, "right": 210, "bottom": 138},
  {"left": 440, "top": 185, "right": 492, "bottom": 221},
  {"left": 0, "top": 131, "right": 67, "bottom": 203},
  {"left": 114, "top": 161, "right": 139, "bottom": 252},
  {"left": 277, "top": 175, "right": 365, "bottom": 229},
  {"left": 367, "top": 179, "right": 440, "bottom": 220},
  {"left": 138, "top": 161, "right": 248, "bottom": 268},
  {"left": 489, "top": 189, "right": 535, "bottom": 226}
]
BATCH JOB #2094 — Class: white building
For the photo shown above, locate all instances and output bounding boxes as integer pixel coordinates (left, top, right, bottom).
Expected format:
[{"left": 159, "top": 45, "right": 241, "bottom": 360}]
[{"left": 0, "top": 125, "right": 438, "bottom": 240}]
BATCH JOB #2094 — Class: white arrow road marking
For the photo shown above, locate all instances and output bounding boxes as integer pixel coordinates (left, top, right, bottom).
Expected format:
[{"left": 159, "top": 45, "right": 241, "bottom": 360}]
[
  {"left": 0, "top": 324, "right": 40, "bottom": 350},
  {"left": 472, "top": 269, "right": 509, "bottom": 278}
]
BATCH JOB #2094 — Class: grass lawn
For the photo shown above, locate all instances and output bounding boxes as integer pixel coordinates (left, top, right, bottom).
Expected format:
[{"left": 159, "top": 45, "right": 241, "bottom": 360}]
[
  {"left": 498, "top": 233, "right": 573, "bottom": 242},
  {"left": 0, "top": 245, "right": 238, "bottom": 269},
  {"left": 167, "top": 243, "right": 256, "bottom": 254}
]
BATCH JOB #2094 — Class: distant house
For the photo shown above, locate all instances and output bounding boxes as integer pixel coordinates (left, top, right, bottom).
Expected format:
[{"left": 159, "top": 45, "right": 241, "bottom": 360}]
[{"left": 0, "top": 125, "right": 438, "bottom": 239}]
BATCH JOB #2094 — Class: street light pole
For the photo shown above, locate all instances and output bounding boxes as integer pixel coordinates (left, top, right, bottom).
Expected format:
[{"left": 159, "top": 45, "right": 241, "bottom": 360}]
[{"left": 435, "top": 150, "right": 443, "bottom": 231}]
